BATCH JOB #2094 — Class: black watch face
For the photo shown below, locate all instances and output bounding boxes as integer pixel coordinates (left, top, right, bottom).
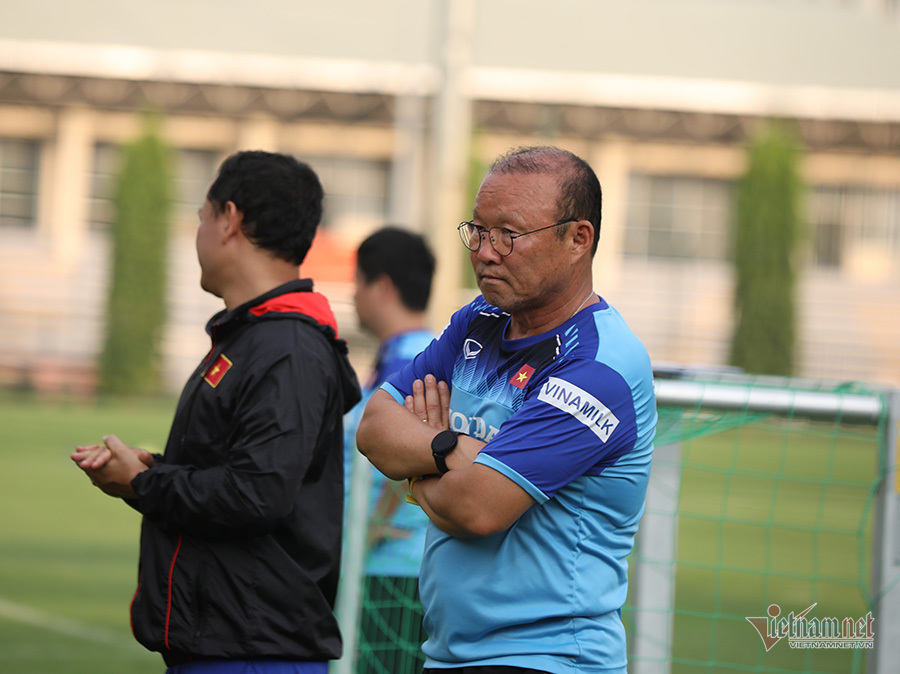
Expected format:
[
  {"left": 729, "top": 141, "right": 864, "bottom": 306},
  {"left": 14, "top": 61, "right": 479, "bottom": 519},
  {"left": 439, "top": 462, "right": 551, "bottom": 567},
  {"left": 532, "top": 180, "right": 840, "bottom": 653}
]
[{"left": 433, "top": 430, "right": 457, "bottom": 455}]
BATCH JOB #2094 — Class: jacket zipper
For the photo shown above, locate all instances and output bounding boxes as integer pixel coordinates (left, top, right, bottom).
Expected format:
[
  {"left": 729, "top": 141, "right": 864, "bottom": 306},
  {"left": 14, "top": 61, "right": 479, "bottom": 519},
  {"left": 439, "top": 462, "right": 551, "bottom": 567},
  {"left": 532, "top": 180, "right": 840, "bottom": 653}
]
[
  {"left": 203, "top": 324, "right": 220, "bottom": 367},
  {"left": 183, "top": 323, "right": 220, "bottom": 446}
]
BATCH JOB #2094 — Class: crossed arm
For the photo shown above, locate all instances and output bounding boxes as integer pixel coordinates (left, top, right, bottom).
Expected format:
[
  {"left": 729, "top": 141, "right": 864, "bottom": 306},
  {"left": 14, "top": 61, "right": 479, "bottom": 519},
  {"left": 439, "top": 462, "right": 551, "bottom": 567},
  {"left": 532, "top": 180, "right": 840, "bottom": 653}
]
[{"left": 356, "top": 375, "right": 536, "bottom": 538}]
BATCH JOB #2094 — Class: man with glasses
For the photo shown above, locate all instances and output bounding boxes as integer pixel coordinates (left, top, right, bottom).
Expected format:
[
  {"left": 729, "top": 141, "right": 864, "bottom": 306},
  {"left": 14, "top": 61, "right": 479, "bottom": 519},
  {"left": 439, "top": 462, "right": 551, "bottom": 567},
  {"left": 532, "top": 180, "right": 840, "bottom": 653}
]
[{"left": 357, "top": 146, "right": 657, "bottom": 674}]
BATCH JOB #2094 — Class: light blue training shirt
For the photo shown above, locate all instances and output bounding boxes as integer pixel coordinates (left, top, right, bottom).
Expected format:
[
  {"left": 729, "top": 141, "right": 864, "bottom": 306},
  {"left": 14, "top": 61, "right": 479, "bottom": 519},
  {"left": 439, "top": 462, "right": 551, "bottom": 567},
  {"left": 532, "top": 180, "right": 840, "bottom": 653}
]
[
  {"left": 382, "top": 296, "right": 657, "bottom": 673},
  {"left": 344, "top": 328, "right": 435, "bottom": 577}
]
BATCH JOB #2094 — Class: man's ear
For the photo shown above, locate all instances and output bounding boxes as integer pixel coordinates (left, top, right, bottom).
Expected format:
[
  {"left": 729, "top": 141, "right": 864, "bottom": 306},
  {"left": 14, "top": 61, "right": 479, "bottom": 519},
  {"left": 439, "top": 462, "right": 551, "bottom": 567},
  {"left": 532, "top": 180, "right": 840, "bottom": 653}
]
[
  {"left": 372, "top": 273, "right": 396, "bottom": 299},
  {"left": 221, "top": 201, "right": 244, "bottom": 243},
  {"left": 570, "top": 220, "right": 595, "bottom": 257}
]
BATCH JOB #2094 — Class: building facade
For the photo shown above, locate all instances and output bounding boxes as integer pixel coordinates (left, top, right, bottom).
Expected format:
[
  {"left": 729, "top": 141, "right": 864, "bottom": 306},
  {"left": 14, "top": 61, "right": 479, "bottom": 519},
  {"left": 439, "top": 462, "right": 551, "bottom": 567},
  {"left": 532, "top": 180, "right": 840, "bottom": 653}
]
[{"left": 1, "top": 0, "right": 898, "bottom": 391}]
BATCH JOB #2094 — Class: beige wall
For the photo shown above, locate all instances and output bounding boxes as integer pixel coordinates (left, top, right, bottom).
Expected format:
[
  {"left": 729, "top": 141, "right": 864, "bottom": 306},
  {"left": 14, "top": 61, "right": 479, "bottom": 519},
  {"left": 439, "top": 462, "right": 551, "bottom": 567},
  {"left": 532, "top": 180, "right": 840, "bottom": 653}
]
[{"left": 1, "top": 100, "right": 899, "bottom": 393}]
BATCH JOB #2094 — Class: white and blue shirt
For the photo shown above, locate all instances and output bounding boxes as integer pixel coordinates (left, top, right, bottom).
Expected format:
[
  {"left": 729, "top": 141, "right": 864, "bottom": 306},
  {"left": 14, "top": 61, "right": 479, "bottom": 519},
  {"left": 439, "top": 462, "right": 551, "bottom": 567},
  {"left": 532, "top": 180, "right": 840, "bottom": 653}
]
[
  {"left": 344, "top": 328, "right": 435, "bottom": 577},
  {"left": 382, "top": 296, "right": 656, "bottom": 672}
]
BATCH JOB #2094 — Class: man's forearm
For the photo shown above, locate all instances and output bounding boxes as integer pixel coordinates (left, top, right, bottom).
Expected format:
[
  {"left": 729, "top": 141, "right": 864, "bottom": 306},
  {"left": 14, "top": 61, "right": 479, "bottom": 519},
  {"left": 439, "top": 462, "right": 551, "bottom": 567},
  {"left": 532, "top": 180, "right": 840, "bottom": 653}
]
[
  {"left": 356, "top": 389, "right": 443, "bottom": 479},
  {"left": 362, "top": 378, "right": 534, "bottom": 538},
  {"left": 357, "top": 389, "right": 484, "bottom": 480},
  {"left": 411, "top": 461, "right": 528, "bottom": 538},
  {"left": 411, "top": 472, "right": 481, "bottom": 537}
]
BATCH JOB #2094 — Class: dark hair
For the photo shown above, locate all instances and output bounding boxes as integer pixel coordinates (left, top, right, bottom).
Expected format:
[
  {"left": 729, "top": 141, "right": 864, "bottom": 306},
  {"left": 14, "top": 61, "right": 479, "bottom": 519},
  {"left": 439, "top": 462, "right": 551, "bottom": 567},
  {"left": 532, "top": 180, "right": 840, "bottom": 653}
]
[
  {"left": 356, "top": 227, "right": 436, "bottom": 312},
  {"left": 207, "top": 151, "right": 324, "bottom": 265},
  {"left": 489, "top": 146, "right": 602, "bottom": 255}
]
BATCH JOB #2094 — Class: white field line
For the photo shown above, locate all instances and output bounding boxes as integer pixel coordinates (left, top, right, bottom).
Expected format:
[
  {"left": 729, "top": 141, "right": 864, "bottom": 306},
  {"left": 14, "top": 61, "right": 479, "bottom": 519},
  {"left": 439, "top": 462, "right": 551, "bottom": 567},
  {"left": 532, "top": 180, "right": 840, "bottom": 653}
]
[{"left": 0, "top": 597, "right": 138, "bottom": 650}]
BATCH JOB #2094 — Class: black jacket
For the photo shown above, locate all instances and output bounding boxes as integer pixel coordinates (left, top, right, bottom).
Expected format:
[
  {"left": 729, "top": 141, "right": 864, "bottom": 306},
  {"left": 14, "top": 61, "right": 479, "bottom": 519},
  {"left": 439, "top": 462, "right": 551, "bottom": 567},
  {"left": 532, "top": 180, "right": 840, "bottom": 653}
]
[{"left": 129, "top": 280, "right": 361, "bottom": 666}]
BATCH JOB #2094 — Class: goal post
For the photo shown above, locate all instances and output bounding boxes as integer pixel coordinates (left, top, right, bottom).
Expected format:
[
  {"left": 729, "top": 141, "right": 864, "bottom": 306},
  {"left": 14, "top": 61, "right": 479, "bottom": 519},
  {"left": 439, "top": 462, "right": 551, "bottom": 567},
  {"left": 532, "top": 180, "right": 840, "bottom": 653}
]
[
  {"left": 629, "top": 372, "right": 897, "bottom": 674},
  {"left": 868, "top": 388, "right": 900, "bottom": 674}
]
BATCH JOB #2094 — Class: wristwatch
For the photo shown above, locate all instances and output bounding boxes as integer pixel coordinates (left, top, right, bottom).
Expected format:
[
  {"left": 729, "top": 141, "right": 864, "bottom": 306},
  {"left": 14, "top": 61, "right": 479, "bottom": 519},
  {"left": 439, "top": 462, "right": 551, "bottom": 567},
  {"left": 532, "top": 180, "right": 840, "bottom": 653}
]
[{"left": 431, "top": 430, "right": 460, "bottom": 474}]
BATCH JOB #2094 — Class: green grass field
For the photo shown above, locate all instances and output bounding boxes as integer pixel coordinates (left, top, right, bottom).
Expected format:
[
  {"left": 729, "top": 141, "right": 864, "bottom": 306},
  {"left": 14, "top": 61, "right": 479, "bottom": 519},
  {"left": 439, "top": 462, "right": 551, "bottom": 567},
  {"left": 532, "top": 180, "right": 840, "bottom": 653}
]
[
  {"left": 645, "top": 415, "right": 879, "bottom": 674},
  {"left": 0, "top": 394, "right": 885, "bottom": 673},
  {"left": 0, "top": 393, "right": 175, "bottom": 674}
]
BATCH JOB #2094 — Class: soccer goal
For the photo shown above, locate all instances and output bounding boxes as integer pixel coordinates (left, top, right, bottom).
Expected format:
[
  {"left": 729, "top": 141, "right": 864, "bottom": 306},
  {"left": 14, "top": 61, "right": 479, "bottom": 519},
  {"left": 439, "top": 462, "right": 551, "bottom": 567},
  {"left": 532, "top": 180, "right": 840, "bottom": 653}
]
[{"left": 631, "top": 369, "right": 899, "bottom": 674}]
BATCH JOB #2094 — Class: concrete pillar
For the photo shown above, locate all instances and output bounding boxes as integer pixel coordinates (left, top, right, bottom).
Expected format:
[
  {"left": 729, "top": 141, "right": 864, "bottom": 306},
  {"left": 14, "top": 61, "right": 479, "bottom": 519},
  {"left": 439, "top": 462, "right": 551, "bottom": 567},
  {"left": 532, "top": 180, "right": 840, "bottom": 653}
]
[
  {"left": 236, "top": 117, "right": 281, "bottom": 153},
  {"left": 48, "top": 107, "right": 94, "bottom": 272},
  {"left": 427, "top": 0, "right": 475, "bottom": 329},
  {"left": 389, "top": 93, "right": 427, "bottom": 231},
  {"left": 591, "top": 139, "right": 630, "bottom": 296}
]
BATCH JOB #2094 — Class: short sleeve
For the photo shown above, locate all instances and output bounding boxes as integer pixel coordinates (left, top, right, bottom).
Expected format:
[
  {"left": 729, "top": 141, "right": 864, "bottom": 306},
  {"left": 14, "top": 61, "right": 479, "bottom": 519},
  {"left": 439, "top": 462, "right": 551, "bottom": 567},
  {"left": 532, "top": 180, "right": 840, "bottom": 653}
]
[
  {"left": 382, "top": 304, "right": 472, "bottom": 403},
  {"left": 474, "top": 358, "right": 639, "bottom": 501}
]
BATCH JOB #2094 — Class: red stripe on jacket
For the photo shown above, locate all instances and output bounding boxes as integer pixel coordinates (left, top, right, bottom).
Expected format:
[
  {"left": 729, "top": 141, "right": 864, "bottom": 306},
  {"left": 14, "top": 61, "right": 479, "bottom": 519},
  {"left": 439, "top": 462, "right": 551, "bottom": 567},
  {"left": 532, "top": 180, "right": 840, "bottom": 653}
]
[
  {"left": 164, "top": 535, "right": 183, "bottom": 650},
  {"left": 248, "top": 292, "right": 339, "bottom": 338}
]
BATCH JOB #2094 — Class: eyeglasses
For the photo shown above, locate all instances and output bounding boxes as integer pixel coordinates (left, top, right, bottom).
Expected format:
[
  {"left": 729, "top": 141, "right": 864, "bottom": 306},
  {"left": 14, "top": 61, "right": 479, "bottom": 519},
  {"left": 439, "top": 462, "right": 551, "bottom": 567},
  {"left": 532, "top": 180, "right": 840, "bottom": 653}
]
[{"left": 457, "top": 219, "right": 573, "bottom": 257}]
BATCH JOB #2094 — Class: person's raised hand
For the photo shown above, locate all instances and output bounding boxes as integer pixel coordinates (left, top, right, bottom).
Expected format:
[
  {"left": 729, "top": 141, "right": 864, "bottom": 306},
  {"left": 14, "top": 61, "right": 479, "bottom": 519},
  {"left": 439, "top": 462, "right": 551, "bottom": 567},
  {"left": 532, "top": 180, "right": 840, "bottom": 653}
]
[{"left": 404, "top": 374, "right": 450, "bottom": 431}]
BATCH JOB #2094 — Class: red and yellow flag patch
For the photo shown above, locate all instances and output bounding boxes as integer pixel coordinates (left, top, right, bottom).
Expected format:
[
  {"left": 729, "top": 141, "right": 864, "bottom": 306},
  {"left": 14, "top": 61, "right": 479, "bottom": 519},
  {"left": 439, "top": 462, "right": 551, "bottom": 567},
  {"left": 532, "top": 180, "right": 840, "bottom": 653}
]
[
  {"left": 509, "top": 364, "right": 535, "bottom": 389},
  {"left": 204, "top": 354, "right": 233, "bottom": 388}
]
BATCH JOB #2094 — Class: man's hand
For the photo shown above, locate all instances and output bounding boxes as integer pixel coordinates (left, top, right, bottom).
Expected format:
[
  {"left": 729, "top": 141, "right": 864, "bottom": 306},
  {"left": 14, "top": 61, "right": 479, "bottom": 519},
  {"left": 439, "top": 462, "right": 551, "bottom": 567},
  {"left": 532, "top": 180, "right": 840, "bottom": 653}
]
[
  {"left": 366, "top": 481, "right": 416, "bottom": 549},
  {"left": 360, "top": 373, "right": 531, "bottom": 536},
  {"left": 403, "top": 374, "right": 484, "bottom": 468},
  {"left": 71, "top": 435, "right": 154, "bottom": 499},
  {"left": 404, "top": 374, "right": 450, "bottom": 431},
  {"left": 358, "top": 374, "right": 485, "bottom": 479}
]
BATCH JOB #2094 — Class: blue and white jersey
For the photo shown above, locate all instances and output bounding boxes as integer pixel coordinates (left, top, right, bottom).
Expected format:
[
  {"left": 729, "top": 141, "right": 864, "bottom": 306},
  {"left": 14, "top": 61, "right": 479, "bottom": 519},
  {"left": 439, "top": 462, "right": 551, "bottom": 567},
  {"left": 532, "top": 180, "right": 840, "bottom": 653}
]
[
  {"left": 344, "top": 329, "right": 435, "bottom": 577},
  {"left": 382, "top": 296, "right": 656, "bottom": 672}
]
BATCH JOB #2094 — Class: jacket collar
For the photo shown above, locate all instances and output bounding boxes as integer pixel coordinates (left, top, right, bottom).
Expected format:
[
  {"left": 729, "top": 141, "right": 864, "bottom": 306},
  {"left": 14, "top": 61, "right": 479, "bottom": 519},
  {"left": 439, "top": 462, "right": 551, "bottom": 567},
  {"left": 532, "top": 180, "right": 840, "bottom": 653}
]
[{"left": 206, "top": 279, "right": 339, "bottom": 338}]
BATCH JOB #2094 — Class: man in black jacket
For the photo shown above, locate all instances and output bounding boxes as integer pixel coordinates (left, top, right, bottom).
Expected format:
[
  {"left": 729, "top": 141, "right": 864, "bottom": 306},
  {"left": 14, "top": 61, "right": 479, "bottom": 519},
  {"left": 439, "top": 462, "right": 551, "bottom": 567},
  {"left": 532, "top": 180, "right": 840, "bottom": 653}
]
[{"left": 72, "top": 151, "right": 361, "bottom": 674}]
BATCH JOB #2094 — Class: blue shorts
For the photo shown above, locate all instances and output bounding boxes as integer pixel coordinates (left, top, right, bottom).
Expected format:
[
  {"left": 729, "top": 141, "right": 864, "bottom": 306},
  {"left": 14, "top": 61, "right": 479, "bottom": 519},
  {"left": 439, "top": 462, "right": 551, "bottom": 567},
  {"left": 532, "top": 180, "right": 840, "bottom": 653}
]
[{"left": 166, "top": 661, "right": 328, "bottom": 674}]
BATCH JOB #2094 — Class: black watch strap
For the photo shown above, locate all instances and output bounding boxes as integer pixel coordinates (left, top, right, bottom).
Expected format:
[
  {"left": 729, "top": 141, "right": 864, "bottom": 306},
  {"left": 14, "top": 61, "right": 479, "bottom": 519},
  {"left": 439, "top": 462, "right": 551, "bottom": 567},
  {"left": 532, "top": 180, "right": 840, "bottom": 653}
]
[{"left": 431, "top": 430, "right": 459, "bottom": 475}]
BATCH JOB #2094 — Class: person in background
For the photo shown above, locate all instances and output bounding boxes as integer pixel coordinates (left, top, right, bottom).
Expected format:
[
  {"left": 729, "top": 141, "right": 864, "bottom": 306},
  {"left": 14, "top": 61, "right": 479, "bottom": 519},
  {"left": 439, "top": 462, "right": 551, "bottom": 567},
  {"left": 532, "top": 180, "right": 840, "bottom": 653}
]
[
  {"left": 357, "top": 146, "right": 657, "bottom": 674},
  {"left": 72, "top": 150, "right": 361, "bottom": 674},
  {"left": 344, "top": 226, "right": 436, "bottom": 674}
]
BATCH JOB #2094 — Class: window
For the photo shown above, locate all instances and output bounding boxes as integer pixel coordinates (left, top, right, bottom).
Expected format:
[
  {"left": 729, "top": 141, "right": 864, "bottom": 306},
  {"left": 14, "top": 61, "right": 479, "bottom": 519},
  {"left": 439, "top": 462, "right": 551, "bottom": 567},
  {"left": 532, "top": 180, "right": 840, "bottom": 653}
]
[
  {"left": 305, "top": 155, "right": 390, "bottom": 229},
  {"left": 172, "top": 149, "right": 219, "bottom": 230},
  {"left": 90, "top": 145, "right": 219, "bottom": 232},
  {"left": 810, "top": 185, "right": 900, "bottom": 268},
  {"left": 0, "top": 139, "right": 40, "bottom": 228},
  {"left": 88, "top": 143, "right": 120, "bottom": 230},
  {"left": 625, "top": 174, "right": 733, "bottom": 260}
]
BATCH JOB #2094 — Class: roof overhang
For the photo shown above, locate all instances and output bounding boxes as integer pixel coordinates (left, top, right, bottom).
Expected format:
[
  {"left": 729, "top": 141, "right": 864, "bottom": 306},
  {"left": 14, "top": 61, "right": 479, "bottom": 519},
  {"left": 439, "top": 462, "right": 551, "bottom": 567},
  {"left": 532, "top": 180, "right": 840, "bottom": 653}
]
[{"left": 3, "top": 38, "right": 900, "bottom": 124}]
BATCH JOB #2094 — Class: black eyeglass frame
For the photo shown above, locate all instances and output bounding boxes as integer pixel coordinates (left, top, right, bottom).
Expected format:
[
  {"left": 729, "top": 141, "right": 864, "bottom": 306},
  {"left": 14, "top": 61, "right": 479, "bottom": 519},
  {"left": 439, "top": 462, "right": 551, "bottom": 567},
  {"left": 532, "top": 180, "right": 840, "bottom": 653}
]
[{"left": 457, "top": 219, "right": 574, "bottom": 257}]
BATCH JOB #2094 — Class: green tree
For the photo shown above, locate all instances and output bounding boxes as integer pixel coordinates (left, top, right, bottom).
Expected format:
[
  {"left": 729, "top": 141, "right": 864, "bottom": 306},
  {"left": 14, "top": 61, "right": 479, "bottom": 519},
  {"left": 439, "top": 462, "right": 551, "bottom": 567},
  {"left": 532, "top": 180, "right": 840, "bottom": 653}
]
[
  {"left": 729, "top": 122, "right": 804, "bottom": 376},
  {"left": 99, "top": 119, "right": 173, "bottom": 394}
]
